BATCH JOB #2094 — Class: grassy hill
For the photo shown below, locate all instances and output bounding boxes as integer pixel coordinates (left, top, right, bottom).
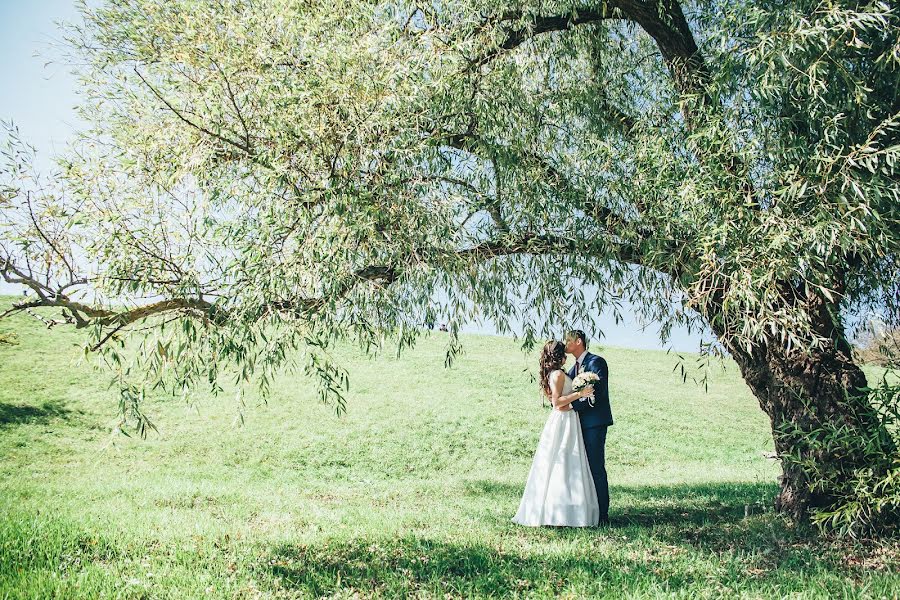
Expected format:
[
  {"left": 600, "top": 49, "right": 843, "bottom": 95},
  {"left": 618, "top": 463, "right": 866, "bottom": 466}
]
[{"left": 0, "top": 297, "right": 896, "bottom": 598}]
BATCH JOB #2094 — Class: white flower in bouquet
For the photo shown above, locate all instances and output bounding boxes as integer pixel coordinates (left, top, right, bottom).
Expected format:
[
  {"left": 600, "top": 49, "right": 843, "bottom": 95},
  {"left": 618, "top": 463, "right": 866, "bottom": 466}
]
[{"left": 572, "top": 371, "right": 600, "bottom": 405}]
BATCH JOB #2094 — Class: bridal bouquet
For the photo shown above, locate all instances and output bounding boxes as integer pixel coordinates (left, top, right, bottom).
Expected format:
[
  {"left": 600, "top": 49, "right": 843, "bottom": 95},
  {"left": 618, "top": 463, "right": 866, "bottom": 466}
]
[{"left": 572, "top": 372, "right": 599, "bottom": 405}]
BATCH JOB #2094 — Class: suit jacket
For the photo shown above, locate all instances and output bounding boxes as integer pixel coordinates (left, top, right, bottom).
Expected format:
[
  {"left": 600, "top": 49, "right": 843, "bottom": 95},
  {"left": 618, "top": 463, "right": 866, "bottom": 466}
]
[{"left": 568, "top": 352, "right": 613, "bottom": 428}]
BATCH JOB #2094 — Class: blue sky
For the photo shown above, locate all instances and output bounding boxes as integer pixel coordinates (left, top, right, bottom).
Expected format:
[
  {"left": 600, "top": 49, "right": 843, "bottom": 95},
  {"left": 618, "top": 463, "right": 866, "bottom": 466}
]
[
  {"left": 0, "top": 2, "right": 712, "bottom": 352},
  {"left": 0, "top": 1, "right": 83, "bottom": 170}
]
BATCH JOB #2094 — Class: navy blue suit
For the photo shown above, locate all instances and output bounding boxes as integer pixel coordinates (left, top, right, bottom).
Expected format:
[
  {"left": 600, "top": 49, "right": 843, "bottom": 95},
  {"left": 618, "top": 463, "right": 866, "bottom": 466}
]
[{"left": 569, "top": 352, "right": 612, "bottom": 521}]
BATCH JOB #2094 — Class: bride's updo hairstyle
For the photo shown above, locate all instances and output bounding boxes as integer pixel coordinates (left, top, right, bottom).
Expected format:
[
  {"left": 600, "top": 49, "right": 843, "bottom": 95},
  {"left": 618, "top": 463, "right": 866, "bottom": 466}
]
[{"left": 539, "top": 340, "right": 567, "bottom": 397}]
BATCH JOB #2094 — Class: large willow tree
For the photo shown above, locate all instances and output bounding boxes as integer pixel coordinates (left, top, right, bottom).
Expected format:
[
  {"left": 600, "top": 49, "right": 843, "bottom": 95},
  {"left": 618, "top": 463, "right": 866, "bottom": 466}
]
[{"left": 1, "top": 0, "right": 898, "bottom": 521}]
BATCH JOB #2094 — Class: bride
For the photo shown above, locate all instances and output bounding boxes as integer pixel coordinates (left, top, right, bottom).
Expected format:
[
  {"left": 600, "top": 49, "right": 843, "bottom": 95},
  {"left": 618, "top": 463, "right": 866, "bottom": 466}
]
[{"left": 512, "top": 340, "right": 600, "bottom": 527}]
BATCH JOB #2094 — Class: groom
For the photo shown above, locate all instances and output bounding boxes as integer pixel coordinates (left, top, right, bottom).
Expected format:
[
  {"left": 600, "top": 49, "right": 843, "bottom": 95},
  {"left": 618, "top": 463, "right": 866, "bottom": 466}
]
[{"left": 563, "top": 329, "right": 612, "bottom": 525}]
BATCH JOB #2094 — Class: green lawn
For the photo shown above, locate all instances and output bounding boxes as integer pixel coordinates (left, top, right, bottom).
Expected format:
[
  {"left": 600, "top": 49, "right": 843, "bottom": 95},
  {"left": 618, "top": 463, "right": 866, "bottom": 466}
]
[{"left": 0, "top": 297, "right": 897, "bottom": 598}]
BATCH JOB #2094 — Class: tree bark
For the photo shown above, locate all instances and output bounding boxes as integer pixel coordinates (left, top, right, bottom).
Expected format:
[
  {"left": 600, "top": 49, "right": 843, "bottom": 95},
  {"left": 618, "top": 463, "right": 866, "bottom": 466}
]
[{"left": 709, "top": 294, "right": 894, "bottom": 518}]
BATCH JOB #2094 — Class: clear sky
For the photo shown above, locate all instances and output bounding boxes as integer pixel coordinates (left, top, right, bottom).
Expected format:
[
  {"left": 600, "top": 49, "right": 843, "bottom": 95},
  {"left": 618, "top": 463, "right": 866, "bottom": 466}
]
[
  {"left": 0, "top": 2, "right": 712, "bottom": 352},
  {"left": 0, "top": 0, "right": 83, "bottom": 170}
]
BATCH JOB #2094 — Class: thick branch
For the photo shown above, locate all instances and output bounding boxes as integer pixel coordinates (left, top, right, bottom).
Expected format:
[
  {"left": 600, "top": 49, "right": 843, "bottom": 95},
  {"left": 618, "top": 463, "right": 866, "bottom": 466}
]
[
  {"left": 465, "top": 232, "right": 646, "bottom": 268},
  {"left": 618, "top": 0, "right": 711, "bottom": 99},
  {"left": 478, "top": 1, "right": 746, "bottom": 202},
  {"left": 3, "top": 229, "right": 647, "bottom": 340},
  {"left": 474, "top": 5, "right": 625, "bottom": 68}
]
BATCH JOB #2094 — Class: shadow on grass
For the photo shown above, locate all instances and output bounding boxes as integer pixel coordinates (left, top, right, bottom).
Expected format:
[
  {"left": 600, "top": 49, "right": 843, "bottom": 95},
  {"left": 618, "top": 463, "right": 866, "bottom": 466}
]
[
  {"left": 613, "top": 481, "right": 777, "bottom": 527},
  {"left": 262, "top": 530, "right": 857, "bottom": 598},
  {"left": 266, "top": 538, "right": 618, "bottom": 597},
  {"left": 465, "top": 478, "right": 778, "bottom": 528},
  {"left": 261, "top": 482, "right": 884, "bottom": 597},
  {"left": 0, "top": 401, "right": 73, "bottom": 428}
]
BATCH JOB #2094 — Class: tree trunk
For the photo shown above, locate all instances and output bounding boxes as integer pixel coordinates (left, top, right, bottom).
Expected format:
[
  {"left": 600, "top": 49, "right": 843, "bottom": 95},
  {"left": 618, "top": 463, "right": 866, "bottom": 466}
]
[
  {"left": 618, "top": 0, "right": 896, "bottom": 520},
  {"left": 712, "top": 297, "right": 894, "bottom": 518}
]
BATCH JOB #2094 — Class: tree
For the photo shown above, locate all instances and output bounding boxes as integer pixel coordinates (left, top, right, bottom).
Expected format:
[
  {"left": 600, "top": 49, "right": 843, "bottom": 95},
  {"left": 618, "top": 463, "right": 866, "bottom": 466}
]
[{"left": 1, "top": 0, "right": 898, "bottom": 523}]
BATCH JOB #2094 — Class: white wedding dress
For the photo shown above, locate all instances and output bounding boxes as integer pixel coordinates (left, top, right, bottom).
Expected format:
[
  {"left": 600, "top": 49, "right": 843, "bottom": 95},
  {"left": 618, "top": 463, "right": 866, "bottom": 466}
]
[{"left": 512, "top": 370, "right": 600, "bottom": 527}]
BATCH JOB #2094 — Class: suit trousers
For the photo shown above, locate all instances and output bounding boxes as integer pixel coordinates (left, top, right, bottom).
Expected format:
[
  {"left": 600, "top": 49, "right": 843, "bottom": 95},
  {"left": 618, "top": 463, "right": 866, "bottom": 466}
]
[{"left": 582, "top": 425, "right": 609, "bottom": 520}]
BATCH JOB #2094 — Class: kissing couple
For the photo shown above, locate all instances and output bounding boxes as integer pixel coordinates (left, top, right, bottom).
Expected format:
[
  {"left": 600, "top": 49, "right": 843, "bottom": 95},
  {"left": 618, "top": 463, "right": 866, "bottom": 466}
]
[{"left": 513, "top": 329, "right": 613, "bottom": 527}]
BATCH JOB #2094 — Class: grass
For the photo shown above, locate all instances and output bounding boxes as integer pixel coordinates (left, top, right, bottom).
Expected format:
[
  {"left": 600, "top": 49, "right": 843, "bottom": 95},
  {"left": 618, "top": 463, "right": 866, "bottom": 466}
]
[{"left": 0, "top": 296, "right": 897, "bottom": 598}]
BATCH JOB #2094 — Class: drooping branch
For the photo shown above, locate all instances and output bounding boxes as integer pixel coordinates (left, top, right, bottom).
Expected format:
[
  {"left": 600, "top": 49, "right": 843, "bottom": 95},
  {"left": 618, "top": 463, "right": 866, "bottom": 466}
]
[{"left": 615, "top": 1, "right": 758, "bottom": 208}]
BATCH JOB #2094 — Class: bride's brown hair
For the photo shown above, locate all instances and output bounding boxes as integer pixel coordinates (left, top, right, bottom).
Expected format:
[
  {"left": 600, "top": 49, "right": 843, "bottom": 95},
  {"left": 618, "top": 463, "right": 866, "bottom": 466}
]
[{"left": 539, "top": 340, "right": 567, "bottom": 397}]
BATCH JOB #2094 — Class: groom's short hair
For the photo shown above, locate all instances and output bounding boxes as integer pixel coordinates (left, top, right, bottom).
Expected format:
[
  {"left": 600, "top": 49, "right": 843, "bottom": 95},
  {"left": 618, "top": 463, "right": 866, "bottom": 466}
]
[{"left": 565, "top": 329, "right": 588, "bottom": 349}]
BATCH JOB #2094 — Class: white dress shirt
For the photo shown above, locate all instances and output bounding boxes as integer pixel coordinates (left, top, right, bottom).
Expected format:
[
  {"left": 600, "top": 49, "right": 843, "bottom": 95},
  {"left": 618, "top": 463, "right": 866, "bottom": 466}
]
[{"left": 575, "top": 350, "right": 588, "bottom": 374}]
